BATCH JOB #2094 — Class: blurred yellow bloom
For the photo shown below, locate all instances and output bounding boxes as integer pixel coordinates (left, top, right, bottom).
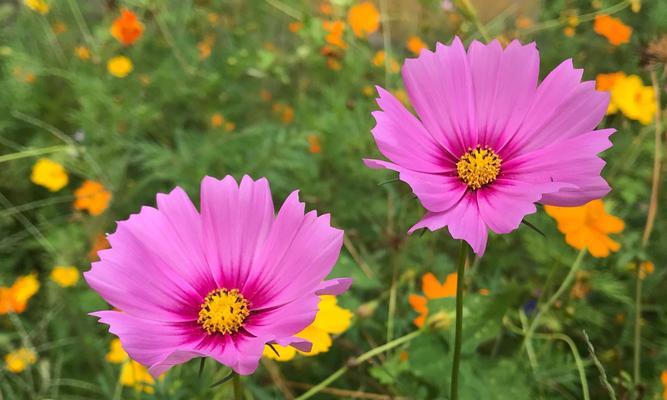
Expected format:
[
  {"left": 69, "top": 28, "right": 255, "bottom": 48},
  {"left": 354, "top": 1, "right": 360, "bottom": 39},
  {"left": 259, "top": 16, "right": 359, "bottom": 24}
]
[
  {"left": 611, "top": 74, "right": 657, "bottom": 125},
  {"left": 263, "top": 295, "right": 352, "bottom": 361},
  {"left": 74, "top": 180, "right": 112, "bottom": 216},
  {"left": 631, "top": 0, "right": 641, "bottom": 12},
  {"left": 121, "top": 360, "right": 156, "bottom": 394},
  {"left": 31, "top": 158, "right": 68, "bottom": 191},
  {"left": 50, "top": 266, "right": 79, "bottom": 287},
  {"left": 362, "top": 85, "right": 375, "bottom": 97},
  {"left": 74, "top": 46, "right": 91, "bottom": 60},
  {"left": 106, "top": 339, "right": 128, "bottom": 364},
  {"left": 563, "top": 26, "right": 575, "bottom": 37},
  {"left": 638, "top": 261, "right": 654, "bottom": 279},
  {"left": 372, "top": 51, "right": 399, "bottom": 73},
  {"left": 347, "top": 2, "right": 380, "bottom": 38},
  {"left": 596, "top": 72, "right": 625, "bottom": 114},
  {"left": 4, "top": 348, "right": 37, "bottom": 373},
  {"left": 545, "top": 200, "right": 625, "bottom": 258},
  {"left": 409, "top": 272, "right": 457, "bottom": 328},
  {"left": 567, "top": 15, "right": 580, "bottom": 28},
  {"left": 594, "top": 14, "right": 632, "bottom": 46},
  {"left": 107, "top": 56, "right": 133, "bottom": 78},
  {"left": 24, "top": 0, "right": 49, "bottom": 14},
  {"left": 0, "top": 274, "right": 40, "bottom": 315},
  {"left": 392, "top": 89, "right": 409, "bottom": 106},
  {"left": 406, "top": 35, "right": 427, "bottom": 55}
]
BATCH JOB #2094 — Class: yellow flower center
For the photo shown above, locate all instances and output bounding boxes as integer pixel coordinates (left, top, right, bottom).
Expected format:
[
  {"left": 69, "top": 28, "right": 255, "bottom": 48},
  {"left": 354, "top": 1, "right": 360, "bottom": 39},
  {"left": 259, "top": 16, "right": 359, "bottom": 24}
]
[
  {"left": 456, "top": 145, "right": 502, "bottom": 190},
  {"left": 197, "top": 288, "right": 250, "bottom": 335}
]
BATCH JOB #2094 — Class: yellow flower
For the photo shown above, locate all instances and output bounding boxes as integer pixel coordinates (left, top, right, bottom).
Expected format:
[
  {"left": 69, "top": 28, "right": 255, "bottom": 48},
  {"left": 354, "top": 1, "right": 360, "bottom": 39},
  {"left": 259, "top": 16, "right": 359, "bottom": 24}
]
[
  {"left": 107, "top": 56, "right": 133, "bottom": 78},
  {"left": 596, "top": 72, "right": 626, "bottom": 114},
  {"left": 611, "top": 74, "right": 657, "bottom": 125},
  {"left": 106, "top": 339, "right": 128, "bottom": 364},
  {"left": 362, "top": 85, "right": 375, "bottom": 97},
  {"left": 74, "top": 180, "right": 112, "bottom": 216},
  {"left": 371, "top": 51, "right": 400, "bottom": 73},
  {"left": 638, "top": 261, "right": 654, "bottom": 279},
  {"left": 74, "top": 46, "right": 91, "bottom": 60},
  {"left": 24, "top": 0, "right": 49, "bottom": 14},
  {"left": 121, "top": 360, "right": 156, "bottom": 394},
  {"left": 545, "top": 200, "right": 625, "bottom": 258},
  {"left": 347, "top": 2, "right": 380, "bottom": 38},
  {"left": 263, "top": 295, "right": 352, "bottom": 361},
  {"left": 50, "top": 266, "right": 79, "bottom": 287},
  {"left": 31, "top": 158, "right": 68, "bottom": 192},
  {"left": 406, "top": 35, "right": 427, "bottom": 55},
  {"left": 631, "top": 0, "right": 641, "bottom": 12},
  {"left": 4, "top": 348, "right": 37, "bottom": 373},
  {"left": 0, "top": 274, "right": 40, "bottom": 315},
  {"left": 409, "top": 272, "right": 457, "bottom": 328}
]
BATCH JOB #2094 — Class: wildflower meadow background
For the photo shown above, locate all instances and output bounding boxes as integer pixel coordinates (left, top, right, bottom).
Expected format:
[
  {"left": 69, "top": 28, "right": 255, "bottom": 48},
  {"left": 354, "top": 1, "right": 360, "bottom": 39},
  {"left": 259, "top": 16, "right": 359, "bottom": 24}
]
[{"left": 1, "top": 0, "right": 667, "bottom": 399}]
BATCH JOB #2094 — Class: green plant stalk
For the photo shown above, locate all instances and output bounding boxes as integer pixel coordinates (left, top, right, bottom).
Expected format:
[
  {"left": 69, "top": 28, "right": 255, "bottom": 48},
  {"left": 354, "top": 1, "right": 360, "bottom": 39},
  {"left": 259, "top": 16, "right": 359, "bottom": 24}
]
[
  {"left": 0, "top": 145, "right": 72, "bottom": 163},
  {"left": 294, "top": 329, "right": 423, "bottom": 400},
  {"left": 233, "top": 374, "right": 243, "bottom": 400},
  {"left": 450, "top": 240, "right": 468, "bottom": 400},
  {"left": 458, "top": 0, "right": 492, "bottom": 42}
]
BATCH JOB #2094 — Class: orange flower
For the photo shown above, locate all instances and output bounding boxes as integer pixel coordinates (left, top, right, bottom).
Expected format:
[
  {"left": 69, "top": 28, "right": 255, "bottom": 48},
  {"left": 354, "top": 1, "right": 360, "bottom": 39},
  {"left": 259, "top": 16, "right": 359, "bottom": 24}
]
[
  {"left": 545, "top": 200, "right": 625, "bottom": 258},
  {"left": 88, "top": 233, "right": 110, "bottom": 262},
  {"left": 347, "top": 2, "right": 380, "bottom": 38},
  {"left": 52, "top": 21, "right": 68, "bottom": 35},
  {"left": 515, "top": 16, "right": 534, "bottom": 29},
  {"left": 563, "top": 26, "right": 575, "bottom": 37},
  {"left": 272, "top": 103, "right": 294, "bottom": 125},
  {"left": 74, "top": 46, "right": 91, "bottom": 60},
  {"left": 406, "top": 35, "right": 427, "bottom": 55},
  {"left": 323, "top": 20, "right": 347, "bottom": 49},
  {"left": 111, "top": 9, "right": 144, "bottom": 46},
  {"left": 327, "top": 58, "right": 342, "bottom": 70},
  {"left": 319, "top": 2, "right": 333, "bottom": 16},
  {"left": 198, "top": 35, "right": 215, "bottom": 60},
  {"left": 210, "top": 112, "right": 224, "bottom": 128},
  {"left": 74, "top": 180, "right": 112, "bottom": 216},
  {"left": 638, "top": 261, "right": 654, "bottom": 280},
  {"left": 408, "top": 272, "right": 457, "bottom": 327},
  {"left": 661, "top": 370, "right": 667, "bottom": 400},
  {"left": 593, "top": 15, "right": 632, "bottom": 46},
  {"left": 371, "top": 50, "right": 399, "bottom": 73},
  {"left": 289, "top": 21, "right": 303, "bottom": 33},
  {"left": 0, "top": 274, "right": 40, "bottom": 315},
  {"left": 307, "top": 135, "right": 321, "bottom": 154}
]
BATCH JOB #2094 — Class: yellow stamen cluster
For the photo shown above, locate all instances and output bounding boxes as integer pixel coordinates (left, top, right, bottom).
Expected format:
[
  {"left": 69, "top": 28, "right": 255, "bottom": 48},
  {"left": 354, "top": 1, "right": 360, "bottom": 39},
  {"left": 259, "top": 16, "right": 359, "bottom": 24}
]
[
  {"left": 456, "top": 145, "right": 502, "bottom": 190},
  {"left": 198, "top": 288, "right": 250, "bottom": 335}
]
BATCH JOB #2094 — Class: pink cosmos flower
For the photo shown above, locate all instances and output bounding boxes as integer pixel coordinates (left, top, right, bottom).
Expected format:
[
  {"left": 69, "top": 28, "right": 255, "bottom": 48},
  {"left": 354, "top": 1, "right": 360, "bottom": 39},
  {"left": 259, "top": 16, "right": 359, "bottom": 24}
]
[
  {"left": 85, "top": 176, "right": 350, "bottom": 377},
  {"left": 364, "top": 37, "right": 614, "bottom": 255}
]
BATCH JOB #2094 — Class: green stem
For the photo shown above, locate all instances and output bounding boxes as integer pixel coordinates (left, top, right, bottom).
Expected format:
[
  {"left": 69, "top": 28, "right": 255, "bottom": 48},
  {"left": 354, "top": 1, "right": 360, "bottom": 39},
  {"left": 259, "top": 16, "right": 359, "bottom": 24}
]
[
  {"left": 632, "top": 262, "right": 642, "bottom": 399},
  {"left": 0, "top": 145, "right": 72, "bottom": 163},
  {"left": 450, "top": 241, "right": 468, "bottom": 400},
  {"left": 294, "top": 330, "right": 422, "bottom": 400},
  {"left": 459, "top": 0, "right": 492, "bottom": 42},
  {"left": 233, "top": 374, "right": 243, "bottom": 400},
  {"left": 524, "top": 248, "right": 586, "bottom": 349}
]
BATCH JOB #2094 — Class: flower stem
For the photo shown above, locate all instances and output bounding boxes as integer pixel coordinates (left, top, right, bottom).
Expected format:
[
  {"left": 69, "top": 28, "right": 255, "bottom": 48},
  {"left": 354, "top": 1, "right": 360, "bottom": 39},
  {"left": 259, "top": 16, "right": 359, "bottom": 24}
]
[
  {"left": 523, "top": 248, "right": 586, "bottom": 354},
  {"left": 632, "top": 261, "right": 642, "bottom": 400},
  {"left": 233, "top": 374, "right": 243, "bottom": 400},
  {"left": 450, "top": 240, "right": 468, "bottom": 400},
  {"left": 0, "top": 145, "right": 72, "bottom": 164},
  {"left": 294, "top": 329, "right": 422, "bottom": 400}
]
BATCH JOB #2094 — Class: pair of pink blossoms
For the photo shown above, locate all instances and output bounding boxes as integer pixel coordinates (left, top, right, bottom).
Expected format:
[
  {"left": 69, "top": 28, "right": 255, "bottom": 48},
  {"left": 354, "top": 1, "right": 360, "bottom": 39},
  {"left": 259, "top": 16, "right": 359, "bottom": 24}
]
[{"left": 86, "top": 37, "right": 613, "bottom": 376}]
